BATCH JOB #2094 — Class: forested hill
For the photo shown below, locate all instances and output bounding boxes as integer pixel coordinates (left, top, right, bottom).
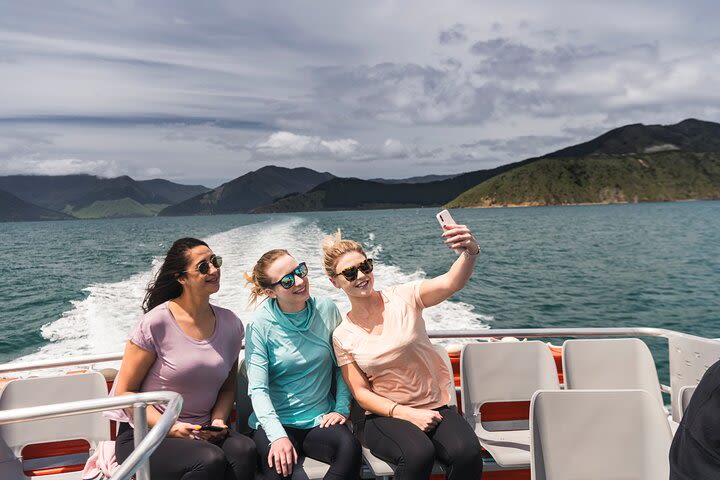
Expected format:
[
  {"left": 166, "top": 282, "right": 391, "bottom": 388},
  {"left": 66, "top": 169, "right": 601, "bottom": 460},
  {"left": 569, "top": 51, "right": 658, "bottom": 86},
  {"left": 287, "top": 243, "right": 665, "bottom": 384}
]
[{"left": 447, "top": 151, "right": 720, "bottom": 208}]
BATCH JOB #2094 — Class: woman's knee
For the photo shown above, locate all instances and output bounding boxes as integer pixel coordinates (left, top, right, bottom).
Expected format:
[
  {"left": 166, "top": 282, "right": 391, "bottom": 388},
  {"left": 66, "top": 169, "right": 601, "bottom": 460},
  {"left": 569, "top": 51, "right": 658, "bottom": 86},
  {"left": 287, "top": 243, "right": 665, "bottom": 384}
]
[
  {"left": 334, "top": 427, "right": 362, "bottom": 459},
  {"left": 397, "top": 439, "right": 435, "bottom": 472},
  {"left": 195, "top": 442, "right": 228, "bottom": 474},
  {"left": 225, "top": 433, "right": 258, "bottom": 459}
]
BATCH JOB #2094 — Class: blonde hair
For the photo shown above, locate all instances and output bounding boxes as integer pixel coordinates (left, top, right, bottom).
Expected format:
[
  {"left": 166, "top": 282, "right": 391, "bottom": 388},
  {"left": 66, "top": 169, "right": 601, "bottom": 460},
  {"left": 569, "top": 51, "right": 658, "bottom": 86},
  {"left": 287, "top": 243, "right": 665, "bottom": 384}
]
[
  {"left": 244, "top": 249, "right": 290, "bottom": 306},
  {"left": 321, "top": 229, "right": 366, "bottom": 277}
]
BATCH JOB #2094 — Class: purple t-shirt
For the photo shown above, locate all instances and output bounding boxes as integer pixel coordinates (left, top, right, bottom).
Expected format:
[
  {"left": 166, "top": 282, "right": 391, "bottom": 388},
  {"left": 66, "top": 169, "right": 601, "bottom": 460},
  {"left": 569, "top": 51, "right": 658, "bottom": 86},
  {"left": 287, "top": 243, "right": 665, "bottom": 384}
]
[{"left": 116, "top": 301, "right": 244, "bottom": 425}]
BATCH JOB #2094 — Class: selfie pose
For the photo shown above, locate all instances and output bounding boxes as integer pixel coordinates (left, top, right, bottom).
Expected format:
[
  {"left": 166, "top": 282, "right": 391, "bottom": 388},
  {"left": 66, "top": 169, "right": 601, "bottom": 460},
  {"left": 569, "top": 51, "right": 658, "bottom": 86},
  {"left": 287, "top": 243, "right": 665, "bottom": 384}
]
[
  {"left": 112, "top": 237, "right": 256, "bottom": 480},
  {"left": 324, "top": 220, "right": 483, "bottom": 480},
  {"left": 245, "top": 249, "right": 362, "bottom": 480}
]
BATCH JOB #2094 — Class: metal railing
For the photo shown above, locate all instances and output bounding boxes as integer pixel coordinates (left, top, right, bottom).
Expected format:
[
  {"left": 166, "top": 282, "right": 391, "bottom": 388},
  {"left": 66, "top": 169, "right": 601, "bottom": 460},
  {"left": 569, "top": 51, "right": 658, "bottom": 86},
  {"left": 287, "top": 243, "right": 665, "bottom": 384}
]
[{"left": 0, "top": 391, "right": 182, "bottom": 480}]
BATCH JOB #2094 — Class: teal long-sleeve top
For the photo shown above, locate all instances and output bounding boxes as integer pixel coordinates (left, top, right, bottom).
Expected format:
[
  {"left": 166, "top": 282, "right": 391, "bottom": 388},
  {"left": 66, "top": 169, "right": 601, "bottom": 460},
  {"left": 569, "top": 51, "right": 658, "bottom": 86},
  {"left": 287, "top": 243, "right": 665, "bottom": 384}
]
[{"left": 245, "top": 296, "right": 351, "bottom": 443}]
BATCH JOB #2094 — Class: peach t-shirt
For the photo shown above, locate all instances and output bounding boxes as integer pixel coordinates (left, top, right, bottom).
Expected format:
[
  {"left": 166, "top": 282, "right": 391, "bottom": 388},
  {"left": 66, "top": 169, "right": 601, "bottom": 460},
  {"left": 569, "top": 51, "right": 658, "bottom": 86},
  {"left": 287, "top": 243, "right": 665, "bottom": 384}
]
[{"left": 332, "top": 281, "right": 451, "bottom": 410}]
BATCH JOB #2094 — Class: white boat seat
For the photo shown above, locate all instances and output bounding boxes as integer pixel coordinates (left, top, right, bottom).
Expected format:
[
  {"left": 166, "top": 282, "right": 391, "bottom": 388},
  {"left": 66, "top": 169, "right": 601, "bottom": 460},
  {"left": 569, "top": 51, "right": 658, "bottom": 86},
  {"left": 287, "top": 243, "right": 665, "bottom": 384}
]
[
  {"left": 0, "top": 372, "right": 110, "bottom": 480},
  {"left": 563, "top": 338, "right": 681, "bottom": 432},
  {"left": 562, "top": 338, "right": 664, "bottom": 406},
  {"left": 530, "top": 389, "right": 672, "bottom": 480},
  {"left": 359, "top": 345, "right": 455, "bottom": 478},
  {"left": 236, "top": 359, "right": 330, "bottom": 479},
  {"left": 460, "top": 341, "right": 560, "bottom": 467},
  {"left": 678, "top": 385, "right": 696, "bottom": 420}
]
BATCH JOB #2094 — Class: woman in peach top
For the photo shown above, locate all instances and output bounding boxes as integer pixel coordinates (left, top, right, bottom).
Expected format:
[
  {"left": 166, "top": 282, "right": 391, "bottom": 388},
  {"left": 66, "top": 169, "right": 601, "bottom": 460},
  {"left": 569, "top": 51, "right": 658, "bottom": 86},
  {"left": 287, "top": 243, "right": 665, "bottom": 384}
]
[{"left": 324, "top": 222, "right": 483, "bottom": 480}]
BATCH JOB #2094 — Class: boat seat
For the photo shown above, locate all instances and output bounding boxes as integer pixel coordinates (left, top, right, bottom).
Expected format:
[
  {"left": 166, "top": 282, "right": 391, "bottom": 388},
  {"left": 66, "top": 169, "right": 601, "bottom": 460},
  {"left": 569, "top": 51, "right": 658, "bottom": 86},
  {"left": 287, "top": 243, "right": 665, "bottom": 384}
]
[
  {"left": 236, "top": 359, "right": 331, "bottom": 479},
  {"left": 0, "top": 372, "right": 110, "bottom": 480},
  {"left": 530, "top": 389, "right": 672, "bottom": 479},
  {"left": 678, "top": 385, "right": 696, "bottom": 420},
  {"left": 460, "top": 340, "right": 560, "bottom": 468},
  {"left": 562, "top": 338, "right": 680, "bottom": 432},
  {"left": 359, "top": 345, "right": 454, "bottom": 478}
]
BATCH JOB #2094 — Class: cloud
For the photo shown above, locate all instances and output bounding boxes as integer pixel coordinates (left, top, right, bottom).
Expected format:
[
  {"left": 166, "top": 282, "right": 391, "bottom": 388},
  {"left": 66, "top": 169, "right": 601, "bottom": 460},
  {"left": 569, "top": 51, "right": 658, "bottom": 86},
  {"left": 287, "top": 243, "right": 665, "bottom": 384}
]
[
  {"left": 438, "top": 23, "right": 468, "bottom": 45},
  {"left": 248, "top": 131, "right": 441, "bottom": 163},
  {"left": 252, "top": 131, "right": 361, "bottom": 158},
  {"left": 0, "top": 157, "right": 121, "bottom": 177}
]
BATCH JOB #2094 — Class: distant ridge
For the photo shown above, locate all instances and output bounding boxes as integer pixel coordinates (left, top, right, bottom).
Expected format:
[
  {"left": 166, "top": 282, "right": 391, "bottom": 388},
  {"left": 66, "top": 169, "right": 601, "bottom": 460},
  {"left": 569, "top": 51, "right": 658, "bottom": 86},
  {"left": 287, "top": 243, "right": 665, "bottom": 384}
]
[
  {"left": 545, "top": 119, "right": 720, "bottom": 158},
  {"left": 0, "top": 174, "right": 208, "bottom": 211},
  {"left": 0, "top": 174, "right": 209, "bottom": 220},
  {"left": 0, "top": 189, "right": 73, "bottom": 222},
  {"left": 252, "top": 162, "right": 529, "bottom": 213},
  {"left": 369, "top": 173, "right": 458, "bottom": 184},
  {"left": 447, "top": 151, "right": 720, "bottom": 208},
  {"left": 159, "top": 166, "right": 335, "bottom": 216}
]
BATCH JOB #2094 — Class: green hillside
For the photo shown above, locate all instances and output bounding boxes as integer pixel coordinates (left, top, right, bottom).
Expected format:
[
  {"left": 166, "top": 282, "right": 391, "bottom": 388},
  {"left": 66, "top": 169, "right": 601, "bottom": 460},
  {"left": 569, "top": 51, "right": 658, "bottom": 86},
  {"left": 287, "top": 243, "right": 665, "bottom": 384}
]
[
  {"left": 69, "top": 198, "right": 169, "bottom": 219},
  {"left": 447, "top": 152, "right": 720, "bottom": 208}
]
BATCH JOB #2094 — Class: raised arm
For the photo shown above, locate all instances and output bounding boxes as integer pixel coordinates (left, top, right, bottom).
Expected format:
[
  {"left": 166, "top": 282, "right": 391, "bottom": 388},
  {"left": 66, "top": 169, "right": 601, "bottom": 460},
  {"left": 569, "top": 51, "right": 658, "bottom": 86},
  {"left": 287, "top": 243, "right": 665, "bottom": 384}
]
[{"left": 419, "top": 223, "right": 480, "bottom": 308}]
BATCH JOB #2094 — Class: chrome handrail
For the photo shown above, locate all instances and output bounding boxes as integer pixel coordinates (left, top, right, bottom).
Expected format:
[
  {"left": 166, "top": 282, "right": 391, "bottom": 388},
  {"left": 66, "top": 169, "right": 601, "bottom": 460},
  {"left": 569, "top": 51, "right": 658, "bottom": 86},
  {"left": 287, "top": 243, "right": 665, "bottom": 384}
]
[{"left": 0, "top": 391, "right": 182, "bottom": 480}]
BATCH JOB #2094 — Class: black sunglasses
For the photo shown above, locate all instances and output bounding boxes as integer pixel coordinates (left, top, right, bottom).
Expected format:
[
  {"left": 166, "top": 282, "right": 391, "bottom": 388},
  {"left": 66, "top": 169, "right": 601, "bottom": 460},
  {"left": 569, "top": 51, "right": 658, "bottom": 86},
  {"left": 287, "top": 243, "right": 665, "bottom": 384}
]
[
  {"left": 185, "top": 255, "right": 222, "bottom": 275},
  {"left": 334, "top": 258, "right": 374, "bottom": 281},
  {"left": 270, "top": 262, "right": 309, "bottom": 289}
]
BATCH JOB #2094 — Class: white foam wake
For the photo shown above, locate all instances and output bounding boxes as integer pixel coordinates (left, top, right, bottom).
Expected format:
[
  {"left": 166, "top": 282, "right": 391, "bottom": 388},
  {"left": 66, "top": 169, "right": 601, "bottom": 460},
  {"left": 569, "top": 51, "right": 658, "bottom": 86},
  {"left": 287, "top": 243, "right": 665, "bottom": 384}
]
[{"left": 20, "top": 216, "right": 490, "bottom": 364}]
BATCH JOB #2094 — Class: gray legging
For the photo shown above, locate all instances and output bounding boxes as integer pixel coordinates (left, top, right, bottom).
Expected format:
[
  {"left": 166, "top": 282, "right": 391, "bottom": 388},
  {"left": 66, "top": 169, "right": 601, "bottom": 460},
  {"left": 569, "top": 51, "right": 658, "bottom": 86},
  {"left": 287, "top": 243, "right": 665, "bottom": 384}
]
[
  {"left": 361, "top": 406, "right": 483, "bottom": 480},
  {"left": 115, "top": 422, "right": 257, "bottom": 480}
]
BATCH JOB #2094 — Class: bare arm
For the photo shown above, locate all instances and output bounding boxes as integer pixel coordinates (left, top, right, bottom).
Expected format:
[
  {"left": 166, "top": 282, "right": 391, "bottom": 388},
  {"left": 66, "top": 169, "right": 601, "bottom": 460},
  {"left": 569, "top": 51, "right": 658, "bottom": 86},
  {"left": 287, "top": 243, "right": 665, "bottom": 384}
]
[
  {"left": 209, "top": 359, "right": 238, "bottom": 424},
  {"left": 419, "top": 224, "right": 480, "bottom": 308},
  {"left": 340, "top": 362, "right": 441, "bottom": 431}
]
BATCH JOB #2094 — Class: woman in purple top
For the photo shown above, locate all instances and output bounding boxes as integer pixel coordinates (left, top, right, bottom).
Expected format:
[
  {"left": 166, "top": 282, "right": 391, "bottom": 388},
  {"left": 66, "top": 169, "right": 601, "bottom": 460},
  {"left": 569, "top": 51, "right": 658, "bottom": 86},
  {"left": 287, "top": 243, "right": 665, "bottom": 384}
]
[{"left": 113, "top": 237, "right": 256, "bottom": 480}]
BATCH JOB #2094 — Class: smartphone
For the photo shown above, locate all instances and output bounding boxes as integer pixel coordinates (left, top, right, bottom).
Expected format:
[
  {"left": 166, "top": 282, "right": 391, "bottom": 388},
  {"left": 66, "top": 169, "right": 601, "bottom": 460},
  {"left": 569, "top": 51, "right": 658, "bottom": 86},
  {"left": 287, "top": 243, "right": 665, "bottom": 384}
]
[
  {"left": 199, "top": 425, "right": 225, "bottom": 432},
  {"left": 436, "top": 209, "right": 462, "bottom": 255}
]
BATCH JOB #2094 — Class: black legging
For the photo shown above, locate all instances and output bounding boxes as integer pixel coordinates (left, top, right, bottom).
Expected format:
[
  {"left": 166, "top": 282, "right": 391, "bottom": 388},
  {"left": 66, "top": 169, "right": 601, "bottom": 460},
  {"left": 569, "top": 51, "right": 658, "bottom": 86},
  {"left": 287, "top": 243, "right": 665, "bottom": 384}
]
[
  {"left": 115, "top": 422, "right": 257, "bottom": 480},
  {"left": 253, "top": 423, "right": 362, "bottom": 480},
  {"left": 361, "top": 405, "right": 483, "bottom": 480}
]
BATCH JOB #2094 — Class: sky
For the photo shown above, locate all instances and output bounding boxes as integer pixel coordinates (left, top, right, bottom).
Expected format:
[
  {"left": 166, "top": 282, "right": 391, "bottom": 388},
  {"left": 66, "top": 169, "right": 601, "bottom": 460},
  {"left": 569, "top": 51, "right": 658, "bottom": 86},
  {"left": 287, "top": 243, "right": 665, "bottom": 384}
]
[{"left": 1, "top": 0, "right": 719, "bottom": 187}]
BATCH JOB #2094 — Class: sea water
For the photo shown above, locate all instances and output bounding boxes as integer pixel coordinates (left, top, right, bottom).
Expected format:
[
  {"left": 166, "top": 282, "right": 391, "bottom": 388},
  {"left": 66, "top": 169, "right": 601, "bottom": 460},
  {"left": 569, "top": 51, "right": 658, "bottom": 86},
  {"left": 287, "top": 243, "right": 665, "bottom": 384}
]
[{"left": 1, "top": 202, "right": 719, "bottom": 383}]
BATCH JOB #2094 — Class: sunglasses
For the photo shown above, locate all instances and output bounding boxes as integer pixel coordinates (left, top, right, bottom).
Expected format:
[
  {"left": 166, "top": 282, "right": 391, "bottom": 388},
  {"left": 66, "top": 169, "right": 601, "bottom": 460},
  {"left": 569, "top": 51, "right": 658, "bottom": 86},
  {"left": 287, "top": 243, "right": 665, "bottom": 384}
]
[
  {"left": 334, "top": 258, "right": 374, "bottom": 281},
  {"left": 270, "top": 262, "right": 309, "bottom": 289},
  {"left": 189, "top": 255, "right": 222, "bottom": 275}
]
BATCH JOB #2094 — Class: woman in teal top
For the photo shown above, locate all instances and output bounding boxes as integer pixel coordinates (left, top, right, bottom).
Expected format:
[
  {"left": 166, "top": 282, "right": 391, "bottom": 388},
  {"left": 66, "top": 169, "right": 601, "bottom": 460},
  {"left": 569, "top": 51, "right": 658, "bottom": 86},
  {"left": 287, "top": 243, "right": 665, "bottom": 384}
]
[{"left": 245, "top": 249, "right": 361, "bottom": 479}]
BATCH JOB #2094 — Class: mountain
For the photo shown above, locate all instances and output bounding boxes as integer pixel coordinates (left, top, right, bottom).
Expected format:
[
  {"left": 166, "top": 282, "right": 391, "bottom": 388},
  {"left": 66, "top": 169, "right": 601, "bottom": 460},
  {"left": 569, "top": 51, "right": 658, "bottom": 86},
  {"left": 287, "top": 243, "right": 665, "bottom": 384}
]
[
  {"left": 252, "top": 162, "right": 530, "bottom": 213},
  {"left": 545, "top": 119, "right": 720, "bottom": 158},
  {"left": 369, "top": 174, "right": 458, "bottom": 184},
  {"left": 446, "top": 119, "right": 720, "bottom": 208},
  {"left": 159, "top": 166, "right": 335, "bottom": 216},
  {"left": 447, "top": 151, "right": 720, "bottom": 208},
  {"left": 0, "top": 174, "right": 209, "bottom": 219},
  {"left": 0, "top": 189, "right": 73, "bottom": 222}
]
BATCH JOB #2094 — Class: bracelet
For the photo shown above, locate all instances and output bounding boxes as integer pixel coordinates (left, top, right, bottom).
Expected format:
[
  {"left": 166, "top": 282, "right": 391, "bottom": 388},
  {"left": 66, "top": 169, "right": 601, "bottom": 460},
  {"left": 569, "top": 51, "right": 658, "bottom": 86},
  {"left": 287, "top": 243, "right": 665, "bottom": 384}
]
[
  {"left": 389, "top": 401, "right": 399, "bottom": 418},
  {"left": 464, "top": 243, "right": 481, "bottom": 257}
]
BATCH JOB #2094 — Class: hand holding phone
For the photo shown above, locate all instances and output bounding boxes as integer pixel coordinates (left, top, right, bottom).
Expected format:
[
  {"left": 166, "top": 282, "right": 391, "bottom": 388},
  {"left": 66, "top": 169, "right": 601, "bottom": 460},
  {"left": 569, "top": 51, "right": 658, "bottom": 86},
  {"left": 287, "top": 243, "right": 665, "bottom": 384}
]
[
  {"left": 199, "top": 425, "right": 226, "bottom": 432},
  {"left": 436, "top": 209, "right": 463, "bottom": 255}
]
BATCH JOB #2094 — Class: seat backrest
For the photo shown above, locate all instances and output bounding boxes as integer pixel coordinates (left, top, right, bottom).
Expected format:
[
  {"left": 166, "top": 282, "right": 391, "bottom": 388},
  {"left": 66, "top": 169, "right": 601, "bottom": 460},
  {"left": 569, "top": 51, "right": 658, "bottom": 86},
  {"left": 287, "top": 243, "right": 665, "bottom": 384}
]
[
  {"left": 530, "top": 389, "right": 671, "bottom": 480},
  {"left": 432, "top": 345, "right": 457, "bottom": 408},
  {"left": 460, "top": 341, "right": 560, "bottom": 424},
  {"left": 0, "top": 372, "right": 110, "bottom": 456},
  {"left": 562, "top": 338, "right": 663, "bottom": 407},
  {"left": 678, "top": 385, "right": 696, "bottom": 420}
]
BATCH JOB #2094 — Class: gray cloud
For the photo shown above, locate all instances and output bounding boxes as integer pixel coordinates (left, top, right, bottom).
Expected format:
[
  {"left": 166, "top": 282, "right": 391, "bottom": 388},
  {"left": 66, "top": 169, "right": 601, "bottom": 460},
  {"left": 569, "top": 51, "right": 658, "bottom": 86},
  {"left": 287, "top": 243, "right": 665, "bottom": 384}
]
[{"left": 438, "top": 24, "right": 468, "bottom": 45}]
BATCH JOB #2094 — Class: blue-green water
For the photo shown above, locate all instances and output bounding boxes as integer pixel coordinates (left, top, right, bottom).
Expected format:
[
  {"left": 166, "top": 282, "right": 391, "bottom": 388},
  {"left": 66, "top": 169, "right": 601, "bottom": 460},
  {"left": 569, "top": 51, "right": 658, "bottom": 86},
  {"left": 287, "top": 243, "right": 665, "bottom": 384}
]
[{"left": 1, "top": 202, "right": 719, "bottom": 384}]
